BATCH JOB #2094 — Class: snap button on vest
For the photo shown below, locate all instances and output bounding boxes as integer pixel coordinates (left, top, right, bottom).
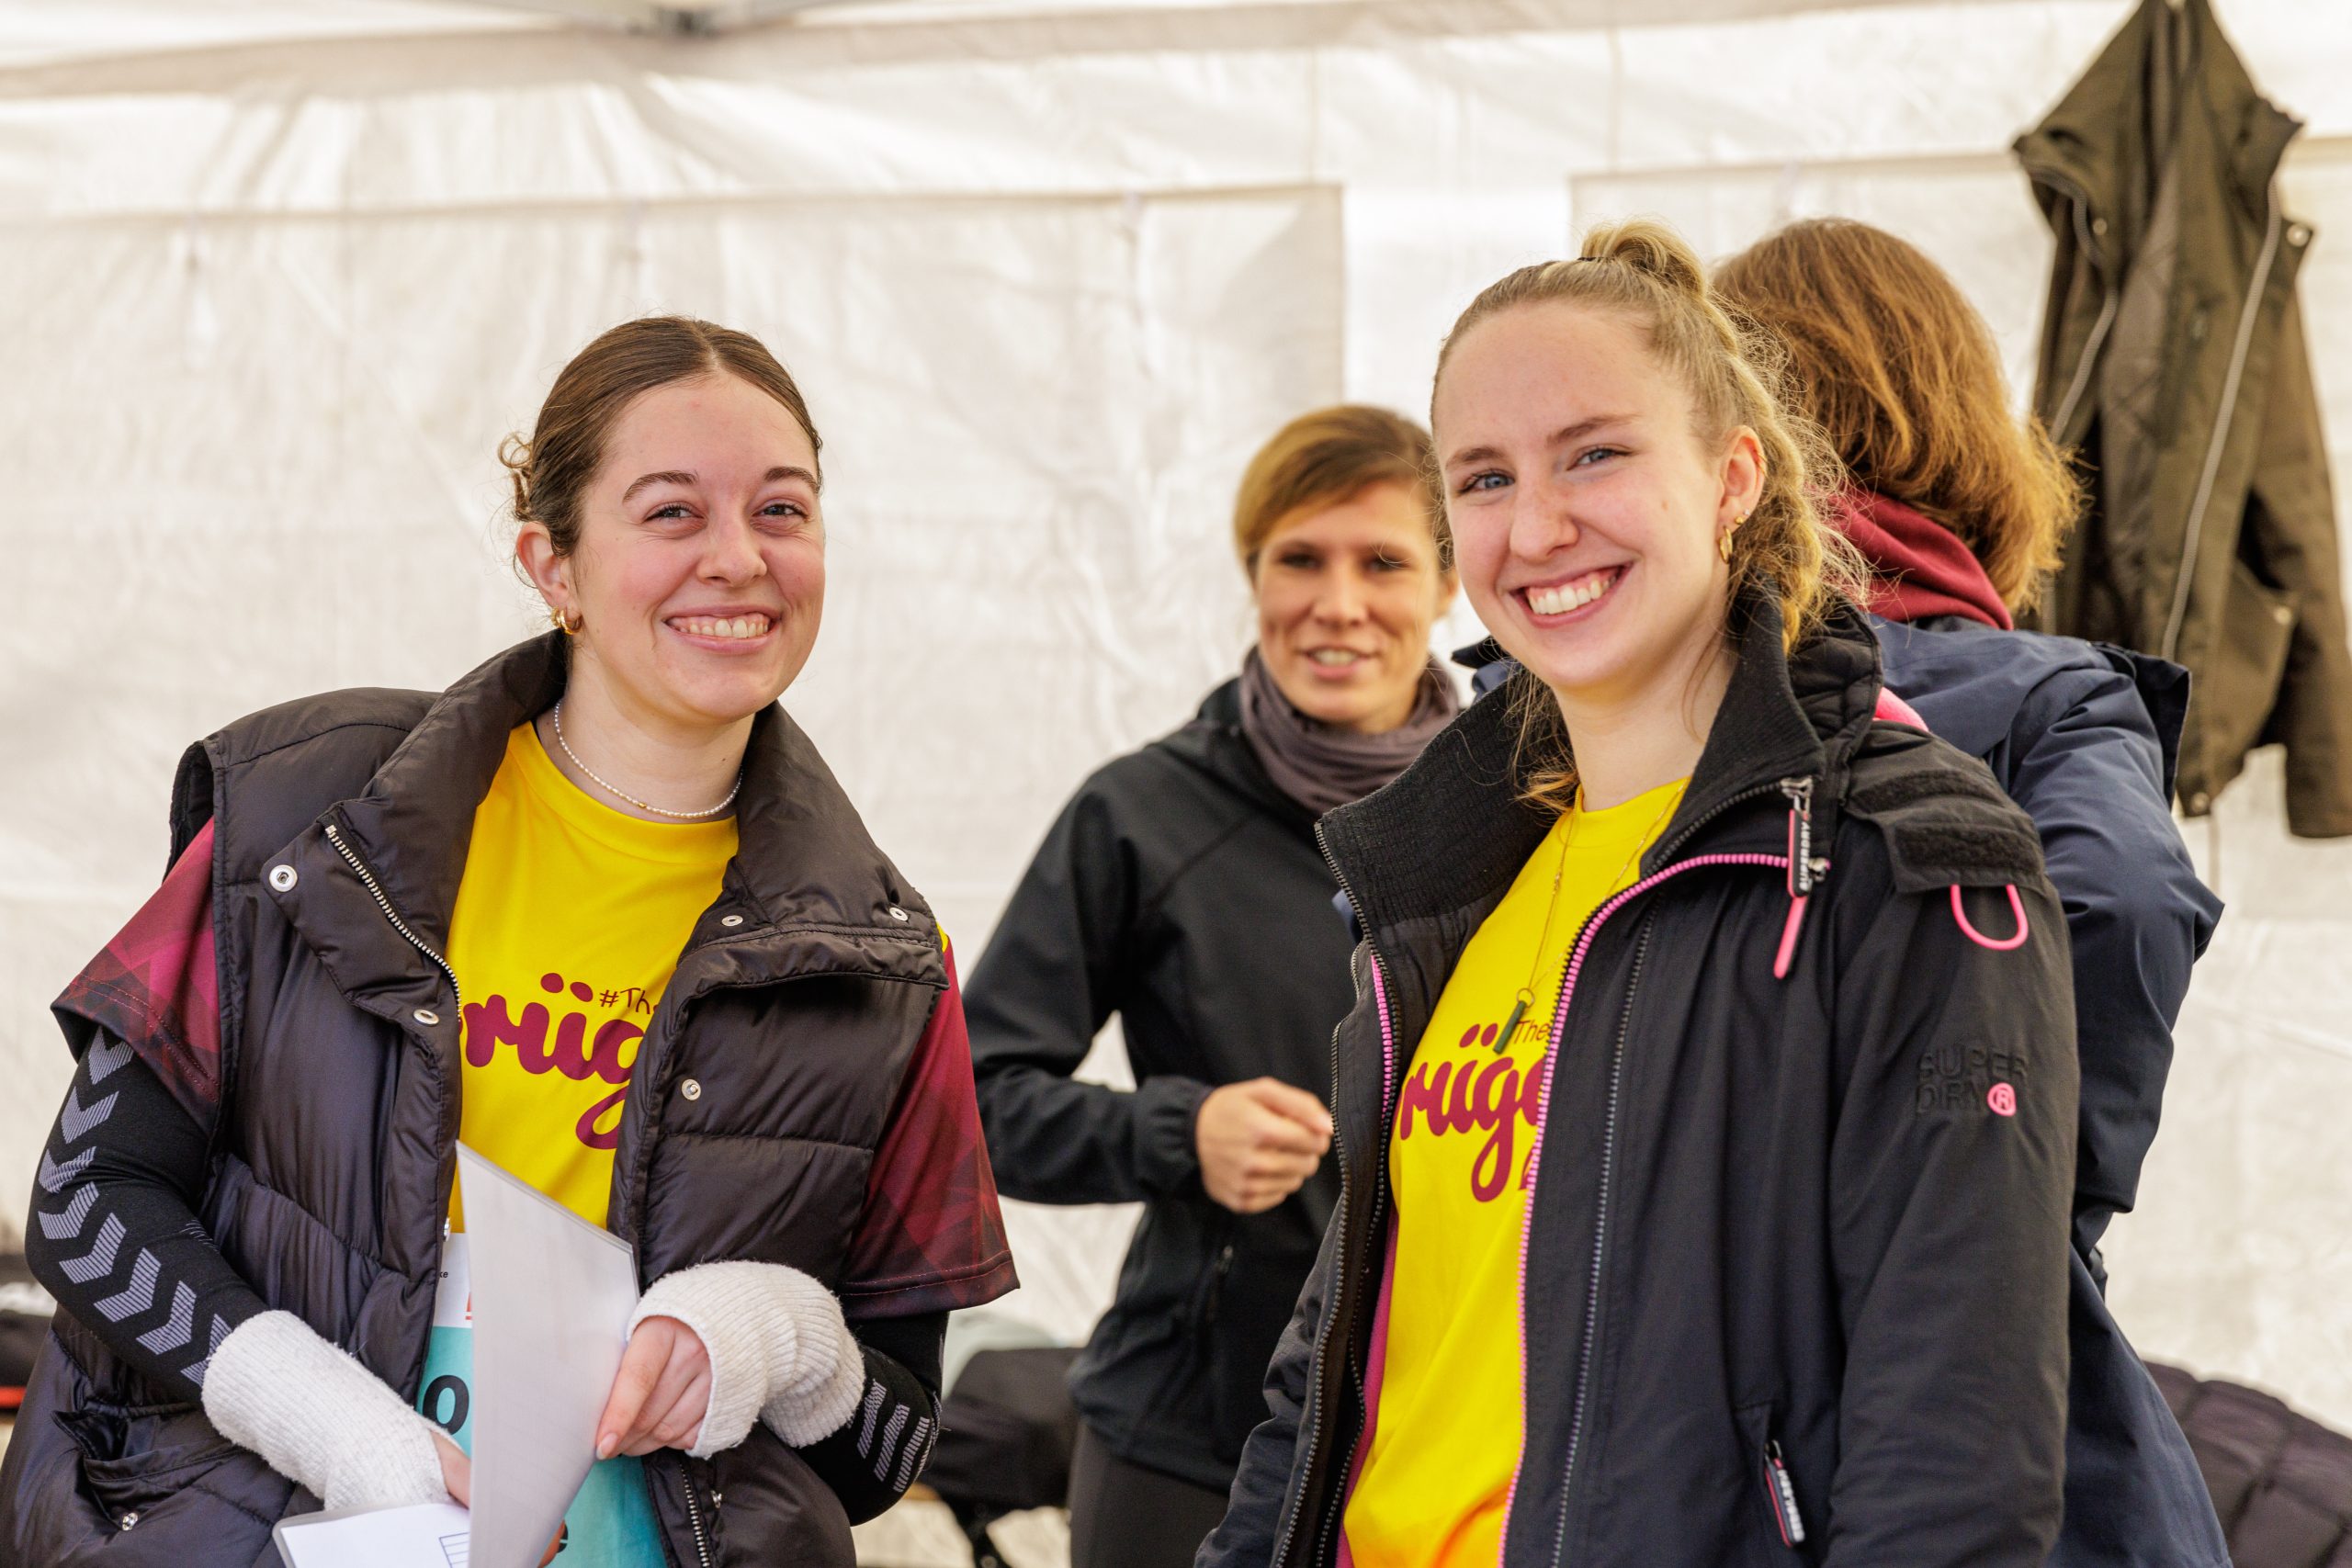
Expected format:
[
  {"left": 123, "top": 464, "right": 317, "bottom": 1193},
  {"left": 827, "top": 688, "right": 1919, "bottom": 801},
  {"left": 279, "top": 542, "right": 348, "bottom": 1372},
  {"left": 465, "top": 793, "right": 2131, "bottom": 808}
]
[
  {"left": 720, "top": 914, "right": 744, "bottom": 928},
  {"left": 267, "top": 864, "right": 297, "bottom": 892},
  {"left": 888, "top": 906, "right": 909, "bottom": 922},
  {"left": 681, "top": 1078, "right": 703, "bottom": 1101},
  {"left": 413, "top": 1009, "right": 439, "bottom": 1026}
]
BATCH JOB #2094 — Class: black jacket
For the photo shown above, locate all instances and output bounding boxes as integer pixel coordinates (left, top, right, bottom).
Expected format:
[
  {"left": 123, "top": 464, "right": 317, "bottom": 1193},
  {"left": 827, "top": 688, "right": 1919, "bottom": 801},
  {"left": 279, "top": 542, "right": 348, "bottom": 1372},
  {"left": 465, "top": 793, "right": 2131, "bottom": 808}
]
[
  {"left": 1201, "top": 600, "right": 2079, "bottom": 1568},
  {"left": 967, "top": 680, "right": 1352, "bottom": 1491},
  {"left": 1, "top": 635, "right": 1015, "bottom": 1567},
  {"left": 1878, "top": 615, "right": 2228, "bottom": 1567}
]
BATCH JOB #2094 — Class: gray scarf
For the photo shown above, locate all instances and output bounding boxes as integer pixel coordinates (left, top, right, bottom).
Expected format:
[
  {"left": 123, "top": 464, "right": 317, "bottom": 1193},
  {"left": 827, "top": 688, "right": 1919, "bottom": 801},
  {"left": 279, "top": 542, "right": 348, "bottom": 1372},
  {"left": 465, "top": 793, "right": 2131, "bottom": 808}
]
[{"left": 1237, "top": 647, "right": 1460, "bottom": 818}]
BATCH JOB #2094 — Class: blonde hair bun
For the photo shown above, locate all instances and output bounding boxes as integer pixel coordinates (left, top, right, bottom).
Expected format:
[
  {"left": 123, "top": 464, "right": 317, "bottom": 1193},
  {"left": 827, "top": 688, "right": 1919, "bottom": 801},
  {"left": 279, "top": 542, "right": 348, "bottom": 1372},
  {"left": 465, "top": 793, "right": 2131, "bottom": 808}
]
[{"left": 1578, "top": 217, "right": 1709, "bottom": 300}]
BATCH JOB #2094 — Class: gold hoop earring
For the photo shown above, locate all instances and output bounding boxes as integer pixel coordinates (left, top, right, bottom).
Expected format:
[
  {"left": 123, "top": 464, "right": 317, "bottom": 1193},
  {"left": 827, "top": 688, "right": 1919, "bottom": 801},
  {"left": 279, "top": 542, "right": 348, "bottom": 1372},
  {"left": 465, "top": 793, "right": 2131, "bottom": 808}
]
[{"left": 549, "top": 605, "right": 582, "bottom": 636}]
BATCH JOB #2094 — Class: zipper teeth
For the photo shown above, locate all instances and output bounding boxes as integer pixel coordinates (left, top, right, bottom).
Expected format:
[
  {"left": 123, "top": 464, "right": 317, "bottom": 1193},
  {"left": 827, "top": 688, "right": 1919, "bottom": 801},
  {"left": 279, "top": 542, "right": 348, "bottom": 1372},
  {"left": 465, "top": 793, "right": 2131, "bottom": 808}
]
[
  {"left": 1276, "top": 827, "right": 1397, "bottom": 1568},
  {"left": 321, "top": 823, "right": 463, "bottom": 1010},
  {"left": 1546, "top": 917, "right": 1652, "bottom": 1568},
  {"left": 1310, "top": 953, "right": 1396, "bottom": 1568},
  {"left": 1370, "top": 954, "right": 1398, "bottom": 1125},
  {"left": 1272, "top": 826, "right": 1359, "bottom": 1568},
  {"left": 1497, "top": 850, "right": 1792, "bottom": 1564},
  {"left": 1269, "top": 936, "right": 1353, "bottom": 1568},
  {"left": 679, "top": 1459, "right": 716, "bottom": 1568}
]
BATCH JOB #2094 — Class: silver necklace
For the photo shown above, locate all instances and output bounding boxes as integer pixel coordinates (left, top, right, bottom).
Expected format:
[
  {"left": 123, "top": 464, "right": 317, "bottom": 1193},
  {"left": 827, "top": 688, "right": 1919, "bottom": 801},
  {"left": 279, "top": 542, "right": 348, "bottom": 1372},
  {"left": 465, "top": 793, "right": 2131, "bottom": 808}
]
[{"left": 548, "top": 701, "right": 741, "bottom": 820}]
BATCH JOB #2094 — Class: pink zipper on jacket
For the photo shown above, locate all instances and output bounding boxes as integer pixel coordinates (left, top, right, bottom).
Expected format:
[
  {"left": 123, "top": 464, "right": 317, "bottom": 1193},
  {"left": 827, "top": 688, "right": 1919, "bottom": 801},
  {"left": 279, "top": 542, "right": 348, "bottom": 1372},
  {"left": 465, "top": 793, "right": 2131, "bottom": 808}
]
[{"left": 1497, "top": 849, "right": 1797, "bottom": 1564}]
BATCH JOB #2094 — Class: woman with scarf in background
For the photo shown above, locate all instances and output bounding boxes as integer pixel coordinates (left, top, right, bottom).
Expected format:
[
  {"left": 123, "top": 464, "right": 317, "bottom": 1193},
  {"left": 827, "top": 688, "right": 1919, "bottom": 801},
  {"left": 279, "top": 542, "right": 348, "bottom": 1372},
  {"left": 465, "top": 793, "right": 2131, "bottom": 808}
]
[
  {"left": 1717, "top": 217, "right": 2228, "bottom": 1568},
  {"left": 967, "top": 405, "right": 1458, "bottom": 1568}
]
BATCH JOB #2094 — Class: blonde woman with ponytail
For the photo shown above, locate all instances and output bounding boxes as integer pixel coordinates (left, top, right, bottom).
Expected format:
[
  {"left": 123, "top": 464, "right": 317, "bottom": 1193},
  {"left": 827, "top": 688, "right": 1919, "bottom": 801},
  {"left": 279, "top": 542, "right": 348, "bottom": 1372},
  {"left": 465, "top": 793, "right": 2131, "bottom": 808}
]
[{"left": 1197, "top": 222, "right": 2081, "bottom": 1568}]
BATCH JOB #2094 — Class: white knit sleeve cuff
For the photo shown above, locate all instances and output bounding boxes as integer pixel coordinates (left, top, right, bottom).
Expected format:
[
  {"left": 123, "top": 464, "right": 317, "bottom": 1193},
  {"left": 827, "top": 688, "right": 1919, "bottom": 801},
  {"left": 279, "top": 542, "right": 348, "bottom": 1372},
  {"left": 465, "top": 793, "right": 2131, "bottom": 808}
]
[
  {"left": 200, "top": 1311, "right": 448, "bottom": 1514},
  {"left": 631, "top": 1260, "right": 863, "bottom": 1460},
  {"left": 760, "top": 1299, "right": 865, "bottom": 1449}
]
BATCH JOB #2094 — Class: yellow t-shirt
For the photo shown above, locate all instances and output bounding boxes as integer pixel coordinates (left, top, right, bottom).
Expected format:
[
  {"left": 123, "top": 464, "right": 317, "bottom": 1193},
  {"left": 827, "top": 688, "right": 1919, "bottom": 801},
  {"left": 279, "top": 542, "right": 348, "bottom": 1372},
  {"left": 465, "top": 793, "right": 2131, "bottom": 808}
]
[
  {"left": 1341, "top": 776, "right": 1687, "bottom": 1568},
  {"left": 421, "top": 720, "right": 736, "bottom": 1568},
  {"left": 446, "top": 721, "right": 736, "bottom": 1227}
]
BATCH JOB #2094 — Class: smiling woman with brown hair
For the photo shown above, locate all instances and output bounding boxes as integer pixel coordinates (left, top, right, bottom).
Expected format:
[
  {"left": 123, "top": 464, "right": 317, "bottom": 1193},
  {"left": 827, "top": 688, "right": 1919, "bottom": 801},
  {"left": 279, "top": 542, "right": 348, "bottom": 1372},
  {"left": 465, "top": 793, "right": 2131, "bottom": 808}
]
[
  {"left": 4, "top": 316, "right": 1016, "bottom": 1567},
  {"left": 967, "top": 404, "right": 1457, "bottom": 1568}
]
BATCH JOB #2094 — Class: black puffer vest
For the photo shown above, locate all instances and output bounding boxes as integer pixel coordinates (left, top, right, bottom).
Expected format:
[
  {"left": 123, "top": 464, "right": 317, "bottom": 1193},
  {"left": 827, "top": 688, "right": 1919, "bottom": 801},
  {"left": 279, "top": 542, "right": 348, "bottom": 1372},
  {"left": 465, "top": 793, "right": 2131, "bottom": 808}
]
[{"left": 2, "top": 635, "right": 949, "bottom": 1567}]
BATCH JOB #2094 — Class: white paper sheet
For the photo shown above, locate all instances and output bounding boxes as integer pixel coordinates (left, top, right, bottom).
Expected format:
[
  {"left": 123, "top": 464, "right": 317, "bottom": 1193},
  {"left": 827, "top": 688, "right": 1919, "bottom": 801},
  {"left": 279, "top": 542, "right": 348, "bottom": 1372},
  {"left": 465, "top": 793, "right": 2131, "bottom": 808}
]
[
  {"left": 274, "top": 1502, "right": 472, "bottom": 1568},
  {"left": 455, "top": 1144, "right": 642, "bottom": 1568}
]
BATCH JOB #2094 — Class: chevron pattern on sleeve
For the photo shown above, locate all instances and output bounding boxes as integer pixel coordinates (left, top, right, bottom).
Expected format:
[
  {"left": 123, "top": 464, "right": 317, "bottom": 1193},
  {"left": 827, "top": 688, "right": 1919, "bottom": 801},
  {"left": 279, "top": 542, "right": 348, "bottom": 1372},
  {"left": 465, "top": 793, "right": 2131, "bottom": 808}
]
[
  {"left": 853, "top": 1372, "right": 937, "bottom": 1493},
  {"left": 26, "top": 1032, "right": 268, "bottom": 1396}
]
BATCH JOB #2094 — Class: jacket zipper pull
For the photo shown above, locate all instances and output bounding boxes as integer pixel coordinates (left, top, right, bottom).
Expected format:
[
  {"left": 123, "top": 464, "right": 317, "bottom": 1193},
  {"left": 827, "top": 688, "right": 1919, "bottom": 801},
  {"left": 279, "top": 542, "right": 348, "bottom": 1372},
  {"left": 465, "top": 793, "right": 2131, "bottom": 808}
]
[
  {"left": 1779, "top": 777, "right": 1815, "bottom": 897},
  {"left": 1773, "top": 778, "right": 1816, "bottom": 981},
  {"left": 1765, "top": 1439, "right": 1807, "bottom": 1546},
  {"left": 1204, "top": 1242, "right": 1235, "bottom": 1324}
]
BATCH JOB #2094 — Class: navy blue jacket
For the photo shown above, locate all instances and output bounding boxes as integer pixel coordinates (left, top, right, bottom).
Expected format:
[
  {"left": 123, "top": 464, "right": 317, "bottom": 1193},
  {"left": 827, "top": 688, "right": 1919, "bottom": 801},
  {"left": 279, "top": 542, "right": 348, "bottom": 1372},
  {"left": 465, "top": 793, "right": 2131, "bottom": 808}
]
[{"left": 1876, "top": 615, "right": 2228, "bottom": 1568}]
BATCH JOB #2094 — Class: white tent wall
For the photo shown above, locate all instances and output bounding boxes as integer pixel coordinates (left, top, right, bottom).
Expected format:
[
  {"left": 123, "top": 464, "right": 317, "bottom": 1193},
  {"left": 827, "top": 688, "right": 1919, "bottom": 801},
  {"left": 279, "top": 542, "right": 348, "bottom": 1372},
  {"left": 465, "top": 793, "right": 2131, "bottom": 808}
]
[{"left": 2, "top": 0, "right": 2348, "bottom": 1440}]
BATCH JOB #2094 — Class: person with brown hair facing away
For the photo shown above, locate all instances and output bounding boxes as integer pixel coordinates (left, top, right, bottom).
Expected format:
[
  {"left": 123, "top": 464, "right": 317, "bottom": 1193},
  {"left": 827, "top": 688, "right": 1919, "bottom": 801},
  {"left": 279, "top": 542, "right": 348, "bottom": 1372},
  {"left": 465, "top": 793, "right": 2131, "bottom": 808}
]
[
  {"left": 1198, "top": 220, "right": 2079, "bottom": 1568},
  {"left": 1718, "top": 217, "right": 2227, "bottom": 1568},
  {"left": 967, "top": 406, "right": 1458, "bottom": 1568},
  {"left": 5, "top": 317, "right": 1016, "bottom": 1566}
]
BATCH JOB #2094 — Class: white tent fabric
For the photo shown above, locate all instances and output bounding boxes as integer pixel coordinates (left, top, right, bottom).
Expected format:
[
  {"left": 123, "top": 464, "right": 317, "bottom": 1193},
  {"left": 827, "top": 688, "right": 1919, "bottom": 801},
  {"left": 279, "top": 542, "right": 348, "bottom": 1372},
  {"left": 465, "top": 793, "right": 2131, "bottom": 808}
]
[{"left": 2, "top": 0, "right": 2348, "bottom": 1444}]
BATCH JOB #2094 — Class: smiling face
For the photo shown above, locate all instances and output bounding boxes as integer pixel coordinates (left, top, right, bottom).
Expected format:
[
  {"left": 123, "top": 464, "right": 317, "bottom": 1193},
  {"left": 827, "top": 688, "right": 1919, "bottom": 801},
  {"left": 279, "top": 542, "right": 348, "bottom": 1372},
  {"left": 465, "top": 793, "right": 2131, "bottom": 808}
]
[
  {"left": 1434, "top": 302, "right": 1760, "bottom": 717},
  {"left": 519, "top": 372, "right": 826, "bottom": 736},
  {"left": 1251, "top": 480, "right": 1454, "bottom": 734}
]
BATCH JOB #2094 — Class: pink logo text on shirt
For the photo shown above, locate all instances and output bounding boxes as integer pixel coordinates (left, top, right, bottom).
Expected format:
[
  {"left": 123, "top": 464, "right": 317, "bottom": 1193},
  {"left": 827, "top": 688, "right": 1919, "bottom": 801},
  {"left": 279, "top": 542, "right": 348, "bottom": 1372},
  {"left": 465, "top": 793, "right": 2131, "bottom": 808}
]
[
  {"left": 1395, "top": 1020, "right": 1546, "bottom": 1202},
  {"left": 461, "top": 972, "right": 645, "bottom": 1149}
]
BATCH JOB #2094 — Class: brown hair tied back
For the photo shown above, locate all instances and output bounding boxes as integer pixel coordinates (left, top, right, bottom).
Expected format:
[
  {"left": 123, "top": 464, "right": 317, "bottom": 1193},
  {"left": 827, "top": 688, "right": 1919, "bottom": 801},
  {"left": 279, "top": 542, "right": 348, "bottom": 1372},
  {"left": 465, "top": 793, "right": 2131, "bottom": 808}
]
[
  {"left": 1433, "top": 218, "right": 1867, "bottom": 814},
  {"left": 1713, "top": 219, "right": 2080, "bottom": 612},
  {"left": 503, "top": 315, "right": 824, "bottom": 558}
]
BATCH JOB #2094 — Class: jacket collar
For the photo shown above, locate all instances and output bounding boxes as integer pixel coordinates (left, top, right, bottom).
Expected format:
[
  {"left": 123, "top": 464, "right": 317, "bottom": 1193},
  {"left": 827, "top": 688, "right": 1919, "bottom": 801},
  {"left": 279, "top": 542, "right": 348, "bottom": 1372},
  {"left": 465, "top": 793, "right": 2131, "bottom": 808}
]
[
  {"left": 1179, "top": 673, "right": 1322, "bottom": 829},
  {"left": 2016, "top": 0, "right": 2298, "bottom": 237},
  {"left": 1320, "top": 593, "right": 1881, "bottom": 935},
  {"left": 271, "top": 634, "right": 933, "bottom": 1012}
]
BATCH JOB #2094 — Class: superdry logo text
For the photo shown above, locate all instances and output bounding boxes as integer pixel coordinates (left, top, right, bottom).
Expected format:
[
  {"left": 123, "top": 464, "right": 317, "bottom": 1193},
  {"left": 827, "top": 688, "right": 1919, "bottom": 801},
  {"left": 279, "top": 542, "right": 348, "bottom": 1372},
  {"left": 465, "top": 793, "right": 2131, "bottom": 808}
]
[
  {"left": 1916, "top": 1043, "right": 2028, "bottom": 1119},
  {"left": 462, "top": 971, "right": 644, "bottom": 1148}
]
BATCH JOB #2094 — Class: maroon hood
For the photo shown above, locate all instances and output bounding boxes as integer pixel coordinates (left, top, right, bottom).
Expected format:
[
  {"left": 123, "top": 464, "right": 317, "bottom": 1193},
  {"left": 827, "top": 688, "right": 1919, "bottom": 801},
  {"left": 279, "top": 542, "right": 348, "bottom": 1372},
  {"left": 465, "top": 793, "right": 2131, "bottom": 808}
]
[{"left": 1833, "top": 491, "right": 2013, "bottom": 631}]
